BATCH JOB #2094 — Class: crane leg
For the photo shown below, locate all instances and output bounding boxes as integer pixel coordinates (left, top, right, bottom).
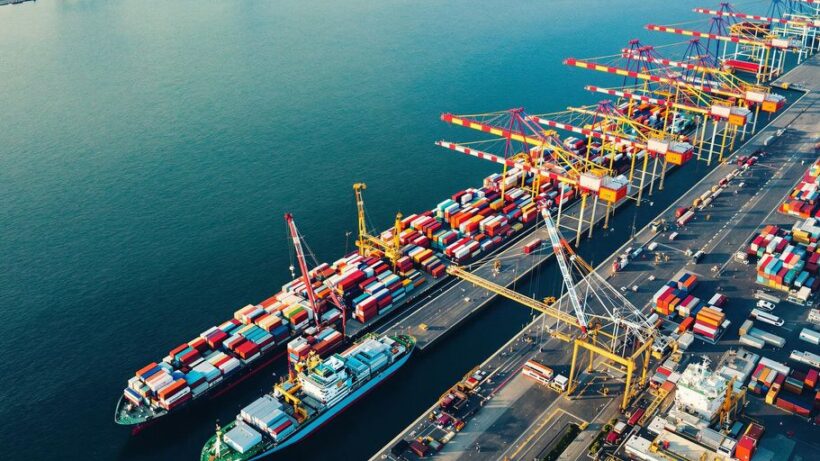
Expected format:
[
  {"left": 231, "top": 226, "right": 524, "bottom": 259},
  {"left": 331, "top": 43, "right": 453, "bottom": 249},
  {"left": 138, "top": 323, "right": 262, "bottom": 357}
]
[
  {"left": 658, "top": 158, "right": 668, "bottom": 191},
  {"left": 568, "top": 340, "right": 580, "bottom": 396},
  {"left": 622, "top": 362, "right": 635, "bottom": 411},
  {"left": 575, "top": 194, "right": 587, "bottom": 247},
  {"left": 636, "top": 153, "right": 650, "bottom": 205},
  {"left": 588, "top": 196, "right": 598, "bottom": 239}
]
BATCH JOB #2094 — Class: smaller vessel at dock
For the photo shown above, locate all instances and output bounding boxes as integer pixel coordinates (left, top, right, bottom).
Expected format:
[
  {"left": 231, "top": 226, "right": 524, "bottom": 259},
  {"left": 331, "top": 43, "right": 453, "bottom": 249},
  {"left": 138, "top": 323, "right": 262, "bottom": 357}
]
[{"left": 200, "top": 333, "right": 415, "bottom": 460}]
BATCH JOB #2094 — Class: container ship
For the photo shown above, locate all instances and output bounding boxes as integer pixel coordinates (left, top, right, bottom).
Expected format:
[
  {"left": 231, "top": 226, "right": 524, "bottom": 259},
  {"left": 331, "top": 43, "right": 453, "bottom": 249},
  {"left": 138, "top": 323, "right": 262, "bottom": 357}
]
[
  {"left": 116, "top": 99, "right": 689, "bottom": 427},
  {"left": 200, "top": 334, "right": 415, "bottom": 460}
]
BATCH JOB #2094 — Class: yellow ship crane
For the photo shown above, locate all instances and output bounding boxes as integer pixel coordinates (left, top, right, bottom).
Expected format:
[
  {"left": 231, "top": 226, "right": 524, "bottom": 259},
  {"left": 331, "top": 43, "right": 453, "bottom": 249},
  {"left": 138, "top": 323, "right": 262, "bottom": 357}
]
[
  {"left": 447, "top": 206, "right": 658, "bottom": 410},
  {"left": 274, "top": 380, "right": 309, "bottom": 422},
  {"left": 352, "top": 183, "right": 403, "bottom": 268}
]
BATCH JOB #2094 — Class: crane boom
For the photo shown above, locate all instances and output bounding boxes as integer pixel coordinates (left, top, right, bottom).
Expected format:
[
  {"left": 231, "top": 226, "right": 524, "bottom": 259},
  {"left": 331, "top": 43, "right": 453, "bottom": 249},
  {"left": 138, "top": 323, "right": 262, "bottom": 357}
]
[
  {"left": 439, "top": 112, "right": 597, "bottom": 173},
  {"left": 620, "top": 51, "right": 770, "bottom": 100},
  {"left": 645, "top": 24, "right": 796, "bottom": 48},
  {"left": 435, "top": 140, "right": 578, "bottom": 186},
  {"left": 285, "top": 213, "right": 322, "bottom": 329},
  {"left": 541, "top": 207, "right": 588, "bottom": 334},
  {"left": 564, "top": 58, "right": 745, "bottom": 100},
  {"left": 445, "top": 265, "right": 581, "bottom": 330},
  {"left": 584, "top": 85, "right": 706, "bottom": 114},
  {"left": 692, "top": 7, "right": 820, "bottom": 27}
]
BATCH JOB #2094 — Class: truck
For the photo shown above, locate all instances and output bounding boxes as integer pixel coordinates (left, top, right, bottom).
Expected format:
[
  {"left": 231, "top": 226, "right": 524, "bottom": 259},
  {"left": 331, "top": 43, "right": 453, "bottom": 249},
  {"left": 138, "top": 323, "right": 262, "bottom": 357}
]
[
  {"left": 550, "top": 374, "right": 569, "bottom": 392},
  {"left": 750, "top": 309, "right": 784, "bottom": 327},
  {"left": 606, "top": 421, "right": 628, "bottom": 445},
  {"left": 798, "top": 328, "right": 820, "bottom": 346},
  {"left": 809, "top": 309, "right": 820, "bottom": 326}
]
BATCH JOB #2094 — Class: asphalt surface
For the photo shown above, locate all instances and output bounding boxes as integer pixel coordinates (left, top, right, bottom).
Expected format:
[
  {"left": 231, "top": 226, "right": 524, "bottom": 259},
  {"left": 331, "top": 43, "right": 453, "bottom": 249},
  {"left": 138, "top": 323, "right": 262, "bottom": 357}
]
[{"left": 372, "top": 54, "right": 819, "bottom": 461}]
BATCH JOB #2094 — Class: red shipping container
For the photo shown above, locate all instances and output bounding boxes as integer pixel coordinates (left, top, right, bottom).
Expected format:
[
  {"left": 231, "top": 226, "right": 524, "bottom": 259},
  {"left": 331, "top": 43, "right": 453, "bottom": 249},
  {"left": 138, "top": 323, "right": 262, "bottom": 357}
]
[
  {"left": 180, "top": 349, "right": 201, "bottom": 365},
  {"left": 377, "top": 295, "right": 393, "bottom": 309},
  {"left": 236, "top": 341, "right": 260, "bottom": 359},
  {"left": 744, "top": 423, "right": 764, "bottom": 441},
  {"left": 206, "top": 330, "right": 228, "bottom": 348},
  {"left": 735, "top": 435, "right": 755, "bottom": 461}
]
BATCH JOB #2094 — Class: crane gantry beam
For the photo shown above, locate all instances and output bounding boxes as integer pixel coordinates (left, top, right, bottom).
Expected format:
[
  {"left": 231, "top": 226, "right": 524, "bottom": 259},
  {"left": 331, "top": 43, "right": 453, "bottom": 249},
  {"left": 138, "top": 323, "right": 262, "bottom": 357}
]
[{"left": 434, "top": 140, "right": 577, "bottom": 187}]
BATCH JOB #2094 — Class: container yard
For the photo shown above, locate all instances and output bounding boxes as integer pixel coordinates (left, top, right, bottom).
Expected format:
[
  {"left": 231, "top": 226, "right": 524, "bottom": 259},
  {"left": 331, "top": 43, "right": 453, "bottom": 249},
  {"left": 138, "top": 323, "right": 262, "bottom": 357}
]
[{"left": 374, "top": 43, "right": 820, "bottom": 460}]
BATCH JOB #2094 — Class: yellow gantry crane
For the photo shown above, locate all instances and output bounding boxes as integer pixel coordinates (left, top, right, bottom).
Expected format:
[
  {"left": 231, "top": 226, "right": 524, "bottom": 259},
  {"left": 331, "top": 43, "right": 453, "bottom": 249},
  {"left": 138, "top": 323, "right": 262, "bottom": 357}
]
[
  {"left": 447, "top": 207, "right": 658, "bottom": 410},
  {"left": 352, "top": 183, "right": 403, "bottom": 268}
]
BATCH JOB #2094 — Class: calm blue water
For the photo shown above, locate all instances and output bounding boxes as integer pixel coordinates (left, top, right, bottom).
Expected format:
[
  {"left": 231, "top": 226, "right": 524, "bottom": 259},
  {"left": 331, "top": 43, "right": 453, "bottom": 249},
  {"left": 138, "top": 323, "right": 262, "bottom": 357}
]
[{"left": 0, "top": 0, "right": 722, "bottom": 459}]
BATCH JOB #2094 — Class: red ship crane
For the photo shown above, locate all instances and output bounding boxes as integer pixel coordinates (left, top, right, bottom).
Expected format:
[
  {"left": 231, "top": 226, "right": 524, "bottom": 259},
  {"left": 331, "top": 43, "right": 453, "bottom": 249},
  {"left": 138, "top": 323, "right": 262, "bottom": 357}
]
[{"left": 284, "top": 213, "right": 347, "bottom": 334}]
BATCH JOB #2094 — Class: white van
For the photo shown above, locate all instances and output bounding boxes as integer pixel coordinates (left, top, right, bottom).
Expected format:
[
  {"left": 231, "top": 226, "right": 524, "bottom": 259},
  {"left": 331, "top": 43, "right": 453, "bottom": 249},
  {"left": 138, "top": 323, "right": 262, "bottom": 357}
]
[
  {"left": 756, "top": 300, "right": 776, "bottom": 311},
  {"left": 751, "top": 309, "right": 784, "bottom": 327}
]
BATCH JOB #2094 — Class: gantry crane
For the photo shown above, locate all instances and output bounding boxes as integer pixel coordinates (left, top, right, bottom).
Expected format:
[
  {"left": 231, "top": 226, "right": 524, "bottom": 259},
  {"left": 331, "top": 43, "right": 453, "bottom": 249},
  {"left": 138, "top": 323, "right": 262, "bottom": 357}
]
[
  {"left": 438, "top": 108, "right": 632, "bottom": 241},
  {"left": 693, "top": 4, "right": 820, "bottom": 62},
  {"left": 618, "top": 39, "right": 786, "bottom": 144},
  {"left": 564, "top": 44, "right": 781, "bottom": 164},
  {"left": 352, "top": 183, "right": 403, "bottom": 269},
  {"left": 525, "top": 101, "right": 694, "bottom": 243},
  {"left": 447, "top": 205, "right": 658, "bottom": 410},
  {"left": 285, "top": 213, "right": 348, "bottom": 333},
  {"left": 644, "top": 22, "right": 799, "bottom": 82}
]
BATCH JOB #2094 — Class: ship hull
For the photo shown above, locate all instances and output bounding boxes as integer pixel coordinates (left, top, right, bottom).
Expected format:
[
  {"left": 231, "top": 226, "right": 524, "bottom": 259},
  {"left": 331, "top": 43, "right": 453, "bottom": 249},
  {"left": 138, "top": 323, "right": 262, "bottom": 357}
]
[{"left": 115, "top": 345, "right": 288, "bottom": 427}]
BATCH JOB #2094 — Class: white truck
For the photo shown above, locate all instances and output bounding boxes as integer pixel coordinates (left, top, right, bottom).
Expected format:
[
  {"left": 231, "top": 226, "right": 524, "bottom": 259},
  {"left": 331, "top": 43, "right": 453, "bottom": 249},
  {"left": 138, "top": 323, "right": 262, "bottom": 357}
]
[{"left": 550, "top": 374, "right": 569, "bottom": 392}]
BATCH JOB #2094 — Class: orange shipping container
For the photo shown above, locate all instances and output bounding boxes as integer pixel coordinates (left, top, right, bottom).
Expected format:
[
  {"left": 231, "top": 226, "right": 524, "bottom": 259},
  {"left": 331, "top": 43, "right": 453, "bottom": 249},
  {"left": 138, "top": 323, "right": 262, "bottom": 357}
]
[{"left": 158, "top": 378, "right": 187, "bottom": 400}]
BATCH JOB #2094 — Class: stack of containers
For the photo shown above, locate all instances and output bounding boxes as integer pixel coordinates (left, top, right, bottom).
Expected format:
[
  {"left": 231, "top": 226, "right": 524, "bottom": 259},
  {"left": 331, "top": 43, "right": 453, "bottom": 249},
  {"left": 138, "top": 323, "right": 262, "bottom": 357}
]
[
  {"left": 749, "top": 362, "right": 779, "bottom": 395},
  {"left": 751, "top": 220, "right": 820, "bottom": 293},
  {"left": 780, "top": 158, "right": 820, "bottom": 218},
  {"left": 239, "top": 395, "right": 296, "bottom": 442},
  {"left": 287, "top": 337, "right": 311, "bottom": 364},
  {"left": 693, "top": 306, "right": 724, "bottom": 341},
  {"left": 310, "top": 327, "right": 344, "bottom": 357},
  {"left": 653, "top": 273, "right": 698, "bottom": 317}
]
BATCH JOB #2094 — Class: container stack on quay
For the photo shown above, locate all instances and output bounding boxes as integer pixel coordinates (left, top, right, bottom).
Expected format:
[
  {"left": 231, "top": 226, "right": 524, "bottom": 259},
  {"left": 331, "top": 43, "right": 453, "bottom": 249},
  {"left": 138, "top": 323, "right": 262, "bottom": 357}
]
[
  {"left": 748, "top": 355, "right": 819, "bottom": 418},
  {"left": 651, "top": 272, "right": 728, "bottom": 342},
  {"left": 748, "top": 220, "right": 820, "bottom": 302},
  {"left": 779, "top": 158, "right": 820, "bottom": 219},
  {"left": 327, "top": 253, "right": 418, "bottom": 324}
]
